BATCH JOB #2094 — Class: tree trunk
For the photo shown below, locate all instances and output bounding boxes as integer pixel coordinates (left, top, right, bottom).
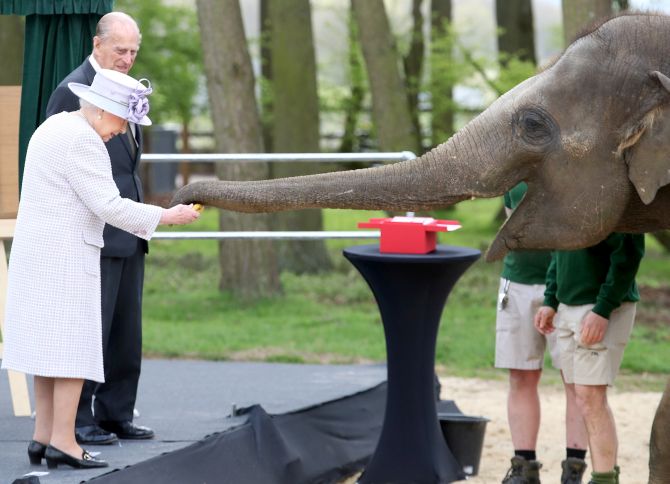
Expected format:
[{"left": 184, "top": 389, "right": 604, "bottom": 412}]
[
  {"left": 561, "top": 0, "right": 612, "bottom": 47},
  {"left": 496, "top": 0, "right": 536, "bottom": 64},
  {"left": 339, "top": 7, "right": 365, "bottom": 154},
  {"left": 612, "top": 0, "right": 629, "bottom": 11},
  {"left": 268, "top": 0, "right": 332, "bottom": 274},
  {"left": 430, "top": 0, "right": 453, "bottom": 147},
  {"left": 196, "top": 0, "right": 281, "bottom": 300},
  {"left": 352, "top": 0, "right": 421, "bottom": 154},
  {"left": 0, "top": 15, "right": 23, "bottom": 86},
  {"left": 260, "top": 0, "right": 273, "bottom": 153},
  {"left": 403, "top": 0, "right": 425, "bottom": 153}
]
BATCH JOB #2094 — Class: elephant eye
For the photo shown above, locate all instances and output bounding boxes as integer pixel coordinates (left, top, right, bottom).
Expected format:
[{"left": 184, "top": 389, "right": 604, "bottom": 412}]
[
  {"left": 525, "top": 117, "right": 543, "bottom": 132},
  {"left": 514, "top": 108, "right": 556, "bottom": 147}
]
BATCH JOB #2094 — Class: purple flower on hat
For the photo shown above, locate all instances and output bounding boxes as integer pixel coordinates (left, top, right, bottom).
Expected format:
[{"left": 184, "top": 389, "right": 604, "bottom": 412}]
[{"left": 127, "top": 79, "right": 152, "bottom": 123}]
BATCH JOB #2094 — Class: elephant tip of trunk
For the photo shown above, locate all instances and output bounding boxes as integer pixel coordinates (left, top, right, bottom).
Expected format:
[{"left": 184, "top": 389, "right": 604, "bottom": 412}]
[
  {"left": 168, "top": 192, "right": 183, "bottom": 208},
  {"left": 170, "top": 180, "right": 218, "bottom": 207},
  {"left": 169, "top": 186, "right": 198, "bottom": 208}
]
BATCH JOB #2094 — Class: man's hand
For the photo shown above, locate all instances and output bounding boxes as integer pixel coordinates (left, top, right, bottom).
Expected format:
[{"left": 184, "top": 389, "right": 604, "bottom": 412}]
[
  {"left": 534, "top": 306, "right": 556, "bottom": 335},
  {"left": 580, "top": 311, "right": 608, "bottom": 345}
]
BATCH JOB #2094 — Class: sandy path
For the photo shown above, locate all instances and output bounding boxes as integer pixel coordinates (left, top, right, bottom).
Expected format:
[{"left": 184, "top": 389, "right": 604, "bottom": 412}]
[
  {"left": 341, "top": 375, "right": 663, "bottom": 484},
  {"left": 439, "top": 376, "right": 662, "bottom": 484}
]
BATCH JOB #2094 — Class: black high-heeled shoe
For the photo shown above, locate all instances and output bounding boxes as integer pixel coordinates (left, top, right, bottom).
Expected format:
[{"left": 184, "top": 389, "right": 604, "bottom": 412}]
[
  {"left": 27, "top": 440, "right": 47, "bottom": 465},
  {"left": 44, "top": 445, "right": 108, "bottom": 469}
]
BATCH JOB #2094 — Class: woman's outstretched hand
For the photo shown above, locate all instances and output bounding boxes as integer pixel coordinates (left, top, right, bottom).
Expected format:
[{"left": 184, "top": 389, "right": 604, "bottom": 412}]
[{"left": 160, "top": 204, "right": 201, "bottom": 225}]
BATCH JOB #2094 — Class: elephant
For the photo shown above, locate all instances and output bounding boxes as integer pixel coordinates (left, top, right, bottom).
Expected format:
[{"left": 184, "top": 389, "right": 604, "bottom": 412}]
[{"left": 171, "top": 13, "right": 670, "bottom": 483}]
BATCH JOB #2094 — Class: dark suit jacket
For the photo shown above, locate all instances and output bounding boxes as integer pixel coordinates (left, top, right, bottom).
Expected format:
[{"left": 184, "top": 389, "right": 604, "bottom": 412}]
[{"left": 46, "top": 58, "right": 148, "bottom": 256}]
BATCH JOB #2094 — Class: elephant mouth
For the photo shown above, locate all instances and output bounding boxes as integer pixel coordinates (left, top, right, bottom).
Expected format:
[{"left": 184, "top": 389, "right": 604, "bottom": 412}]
[
  {"left": 486, "top": 229, "right": 517, "bottom": 261},
  {"left": 484, "top": 201, "right": 537, "bottom": 261}
]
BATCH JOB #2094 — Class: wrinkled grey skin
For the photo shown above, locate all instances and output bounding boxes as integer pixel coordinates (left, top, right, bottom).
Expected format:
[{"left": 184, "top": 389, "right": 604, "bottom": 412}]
[{"left": 172, "top": 14, "right": 670, "bottom": 482}]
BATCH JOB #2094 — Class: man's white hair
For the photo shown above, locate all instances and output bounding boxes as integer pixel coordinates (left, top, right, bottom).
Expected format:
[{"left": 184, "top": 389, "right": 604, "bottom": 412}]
[{"left": 96, "top": 11, "right": 141, "bottom": 42}]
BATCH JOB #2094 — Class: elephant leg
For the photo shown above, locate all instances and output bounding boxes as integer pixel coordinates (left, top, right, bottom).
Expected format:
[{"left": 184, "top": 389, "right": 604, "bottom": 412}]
[{"left": 649, "top": 377, "right": 670, "bottom": 483}]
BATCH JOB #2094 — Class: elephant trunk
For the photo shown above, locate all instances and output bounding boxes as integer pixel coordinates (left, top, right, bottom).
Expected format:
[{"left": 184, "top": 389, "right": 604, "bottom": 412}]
[
  {"left": 170, "top": 111, "right": 515, "bottom": 213},
  {"left": 649, "top": 378, "right": 670, "bottom": 484}
]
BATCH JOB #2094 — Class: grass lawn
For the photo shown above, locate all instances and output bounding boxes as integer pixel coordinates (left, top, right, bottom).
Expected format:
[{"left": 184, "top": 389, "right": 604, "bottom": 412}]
[{"left": 143, "top": 198, "right": 670, "bottom": 385}]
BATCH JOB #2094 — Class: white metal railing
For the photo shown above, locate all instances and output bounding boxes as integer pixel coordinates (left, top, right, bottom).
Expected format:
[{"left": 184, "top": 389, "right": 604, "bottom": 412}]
[
  {"left": 152, "top": 231, "right": 380, "bottom": 240},
  {"left": 145, "top": 152, "right": 416, "bottom": 241},
  {"left": 142, "top": 151, "right": 416, "bottom": 164}
]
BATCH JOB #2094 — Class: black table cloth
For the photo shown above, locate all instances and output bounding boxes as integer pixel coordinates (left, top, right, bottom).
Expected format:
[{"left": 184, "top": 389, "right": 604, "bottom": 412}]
[{"left": 344, "top": 244, "right": 481, "bottom": 484}]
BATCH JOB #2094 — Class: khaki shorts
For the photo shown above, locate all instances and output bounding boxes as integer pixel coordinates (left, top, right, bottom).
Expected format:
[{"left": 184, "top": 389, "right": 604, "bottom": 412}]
[
  {"left": 556, "top": 302, "right": 636, "bottom": 386},
  {"left": 495, "top": 279, "right": 560, "bottom": 370}
]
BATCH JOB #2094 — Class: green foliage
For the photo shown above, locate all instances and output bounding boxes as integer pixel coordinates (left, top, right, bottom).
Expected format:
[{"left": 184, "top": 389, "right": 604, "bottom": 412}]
[
  {"left": 143, "top": 251, "right": 386, "bottom": 363},
  {"left": 495, "top": 52, "right": 538, "bottom": 94},
  {"left": 427, "top": 19, "right": 537, "bottom": 142},
  {"left": 428, "top": 20, "right": 472, "bottom": 142},
  {"left": 624, "top": 324, "right": 670, "bottom": 373},
  {"left": 115, "top": 0, "right": 204, "bottom": 126}
]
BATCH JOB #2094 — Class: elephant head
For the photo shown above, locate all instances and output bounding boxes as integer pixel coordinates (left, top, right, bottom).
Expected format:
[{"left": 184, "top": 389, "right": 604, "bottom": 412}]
[{"left": 172, "top": 13, "right": 670, "bottom": 262}]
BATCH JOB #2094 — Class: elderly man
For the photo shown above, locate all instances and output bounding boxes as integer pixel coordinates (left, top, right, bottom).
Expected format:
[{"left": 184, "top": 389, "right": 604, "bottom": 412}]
[{"left": 46, "top": 11, "right": 154, "bottom": 445}]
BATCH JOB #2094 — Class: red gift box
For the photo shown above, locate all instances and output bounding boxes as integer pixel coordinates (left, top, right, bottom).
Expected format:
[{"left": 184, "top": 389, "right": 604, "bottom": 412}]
[{"left": 358, "top": 216, "right": 461, "bottom": 254}]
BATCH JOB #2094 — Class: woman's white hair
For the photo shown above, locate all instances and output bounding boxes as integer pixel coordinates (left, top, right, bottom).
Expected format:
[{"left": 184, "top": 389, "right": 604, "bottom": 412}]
[{"left": 79, "top": 99, "right": 97, "bottom": 111}]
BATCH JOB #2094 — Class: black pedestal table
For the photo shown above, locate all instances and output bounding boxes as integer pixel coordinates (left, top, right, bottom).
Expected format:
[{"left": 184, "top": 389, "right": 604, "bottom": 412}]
[{"left": 343, "top": 244, "right": 481, "bottom": 484}]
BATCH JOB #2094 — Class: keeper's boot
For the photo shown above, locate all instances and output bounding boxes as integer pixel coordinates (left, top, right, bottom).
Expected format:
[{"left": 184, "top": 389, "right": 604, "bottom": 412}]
[
  {"left": 502, "top": 456, "right": 542, "bottom": 484},
  {"left": 561, "top": 457, "right": 587, "bottom": 484},
  {"left": 588, "top": 469, "right": 617, "bottom": 484}
]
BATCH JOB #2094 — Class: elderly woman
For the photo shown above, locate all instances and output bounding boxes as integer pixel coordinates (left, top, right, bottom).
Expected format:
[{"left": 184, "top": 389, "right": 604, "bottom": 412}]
[{"left": 1, "top": 69, "right": 200, "bottom": 469}]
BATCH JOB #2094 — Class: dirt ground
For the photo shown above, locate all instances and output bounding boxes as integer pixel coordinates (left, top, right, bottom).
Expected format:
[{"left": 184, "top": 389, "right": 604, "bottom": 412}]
[
  {"left": 341, "top": 374, "right": 664, "bottom": 484},
  {"left": 439, "top": 375, "right": 662, "bottom": 483}
]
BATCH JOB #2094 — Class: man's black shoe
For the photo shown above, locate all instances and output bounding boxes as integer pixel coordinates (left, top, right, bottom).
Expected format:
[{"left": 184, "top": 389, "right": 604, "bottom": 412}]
[
  {"left": 99, "top": 420, "right": 155, "bottom": 440},
  {"left": 75, "top": 425, "right": 118, "bottom": 445}
]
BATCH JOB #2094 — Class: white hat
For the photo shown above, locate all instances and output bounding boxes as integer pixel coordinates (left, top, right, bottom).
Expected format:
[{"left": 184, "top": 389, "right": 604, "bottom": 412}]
[{"left": 68, "top": 69, "right": 153, "bottom": 126}]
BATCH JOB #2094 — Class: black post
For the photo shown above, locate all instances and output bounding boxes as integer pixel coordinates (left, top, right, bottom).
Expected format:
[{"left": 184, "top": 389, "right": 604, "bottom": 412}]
[
  {"left": 343, "top": 244, "right": 480, "bottom": 484},
  {"left": 148, "top": 126, "right": 178, "bottom": 197}
]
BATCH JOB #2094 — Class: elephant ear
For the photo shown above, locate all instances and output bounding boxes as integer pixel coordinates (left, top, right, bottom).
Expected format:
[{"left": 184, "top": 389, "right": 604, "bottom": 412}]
[{"left": 626, "top": 71, "right": 670, "bottom": 205}]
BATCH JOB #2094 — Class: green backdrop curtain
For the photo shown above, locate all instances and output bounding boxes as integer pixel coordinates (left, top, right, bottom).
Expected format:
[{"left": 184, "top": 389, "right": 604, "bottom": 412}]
[{"left": 0, "top": 0, "right": 114, "bottom": 190}]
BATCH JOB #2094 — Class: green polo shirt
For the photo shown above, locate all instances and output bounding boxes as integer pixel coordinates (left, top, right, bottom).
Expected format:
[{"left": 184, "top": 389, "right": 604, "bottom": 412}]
[
  {"left": 543, "top": 233, "right": 645, "bottom": 319},
  {"left": 500, "top": 183, "right": 552, "bottom": 284}
]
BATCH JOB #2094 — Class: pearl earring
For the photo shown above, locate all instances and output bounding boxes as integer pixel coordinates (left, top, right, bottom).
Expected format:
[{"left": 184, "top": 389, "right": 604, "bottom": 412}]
[{"left": 97, "top": 114, "right": 103, "bottom": 120}]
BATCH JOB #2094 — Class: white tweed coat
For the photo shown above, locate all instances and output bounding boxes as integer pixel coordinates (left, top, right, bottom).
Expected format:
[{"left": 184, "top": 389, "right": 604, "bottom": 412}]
[{"left": 1, "top": 112, "right": 162, "bottom": 382}]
